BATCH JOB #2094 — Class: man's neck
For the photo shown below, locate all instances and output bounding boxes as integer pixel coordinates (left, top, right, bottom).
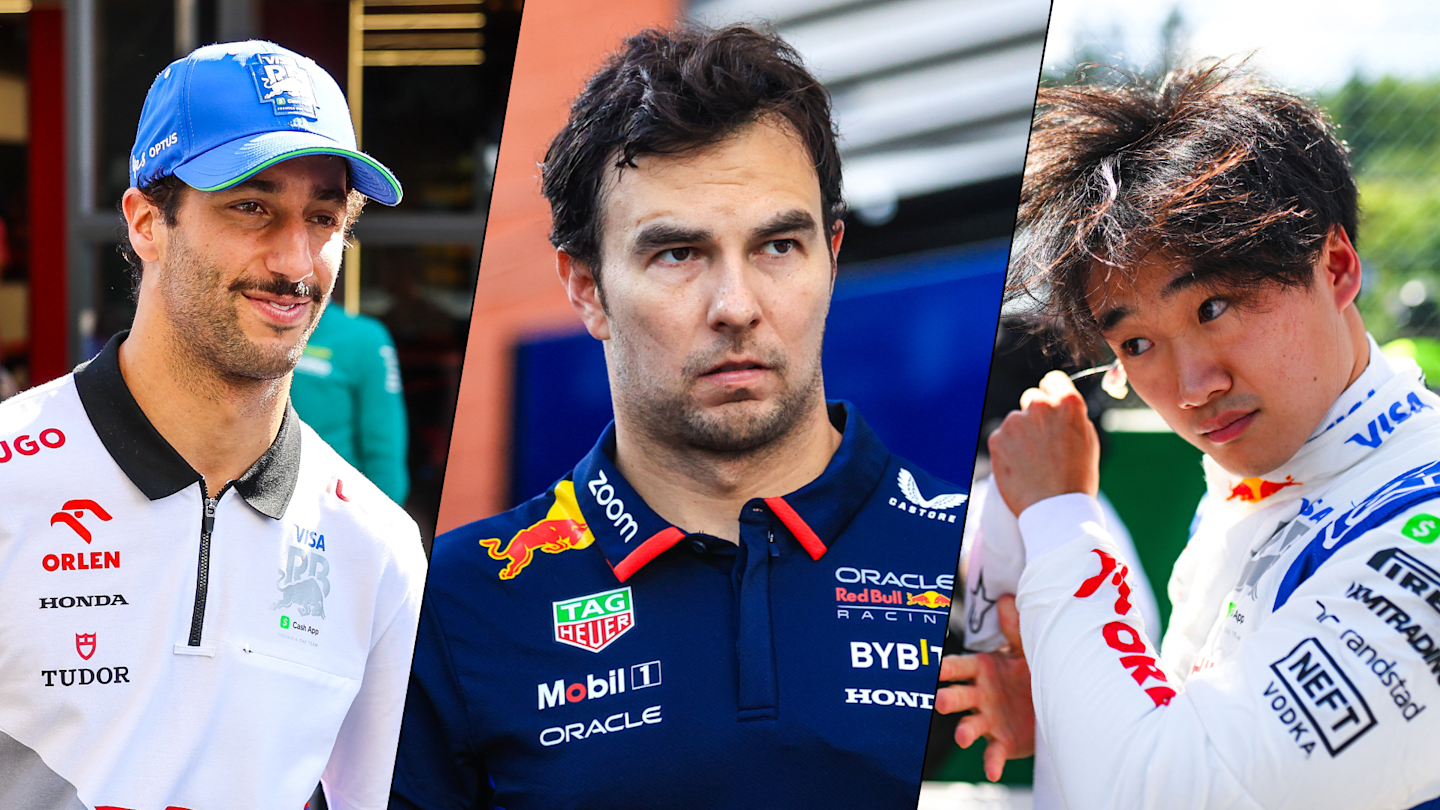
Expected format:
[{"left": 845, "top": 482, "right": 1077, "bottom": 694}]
[
  {"left": 611, "top": 401, "right": 843, "bottom": 543},
  {"left": 119, "top": 323, "right": 288, "bottom": 498}
]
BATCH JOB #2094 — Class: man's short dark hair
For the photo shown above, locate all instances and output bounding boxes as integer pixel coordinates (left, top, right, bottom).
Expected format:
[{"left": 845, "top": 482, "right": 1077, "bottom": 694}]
[
  {"left": 117, "top": 174, "right": 367, "bottom": 297},
  {"left": 1013, "top": 60, "right": 1359, "bottom": 359},
  {"left": 541, "top": 24, "right": 844, "bottom": 277}
]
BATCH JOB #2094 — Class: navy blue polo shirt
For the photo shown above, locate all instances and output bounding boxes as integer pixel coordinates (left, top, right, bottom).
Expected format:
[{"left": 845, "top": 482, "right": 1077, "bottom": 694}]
[{"left": 392, "top": 404, "right": 968, "bottom": 809}]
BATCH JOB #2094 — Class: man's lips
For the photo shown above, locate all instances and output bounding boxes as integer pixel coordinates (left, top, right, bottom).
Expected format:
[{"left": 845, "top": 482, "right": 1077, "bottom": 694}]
[
  {"left": 700, "top": 358, "right": 771, "bottom": 387},
  {"left": 1197, "top": 410, "right": 1256, "bottom": 444},
  {"left": 242, "top": 291, "right": 313, "bottom": 325}
]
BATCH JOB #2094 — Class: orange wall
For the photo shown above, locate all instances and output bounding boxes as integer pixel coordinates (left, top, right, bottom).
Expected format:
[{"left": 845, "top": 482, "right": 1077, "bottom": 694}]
[{"left": 437, "top": 0, "right": 679, "bottom": 533}]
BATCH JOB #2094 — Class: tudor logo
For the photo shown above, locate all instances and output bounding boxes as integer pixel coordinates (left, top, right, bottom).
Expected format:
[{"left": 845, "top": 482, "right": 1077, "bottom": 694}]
[
  {"left": 50, "top": 500, "right": 112, "bottom": 543},
  {"left": 75, "top": 633, "right": 96, "bottom": 661}
]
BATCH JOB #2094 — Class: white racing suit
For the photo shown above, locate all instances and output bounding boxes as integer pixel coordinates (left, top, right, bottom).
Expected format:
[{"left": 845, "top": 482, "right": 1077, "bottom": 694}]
[
  {"left": 962, "top": 477, "right": 1157, "bottom": 808},
  {"left": 1009, "top": 343, "right": 1440, "bottom": 809}
]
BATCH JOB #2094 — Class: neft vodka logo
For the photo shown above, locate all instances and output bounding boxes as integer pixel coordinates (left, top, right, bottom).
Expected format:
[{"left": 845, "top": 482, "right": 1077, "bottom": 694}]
[
  {"left": 891, "top": 469, "right": 966, "bottom": 522},
  {"left": 1266, "top": 638, "right": 1377, "bottom": 757},
  {"left": 248, "top": 53, "right": 317, "bottom": 117},
  {"left": 538, "top": 660, "right": 662, "bottom": 710},
  {"left": 554, "top": 587, "right": 634, "bottom": 652},
  {"left": 271, "top": 547, "right": 330, "bottom": 619}
]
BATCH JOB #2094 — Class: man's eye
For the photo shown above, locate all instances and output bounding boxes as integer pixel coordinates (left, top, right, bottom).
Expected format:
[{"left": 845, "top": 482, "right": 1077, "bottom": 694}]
[
  {"left": 763, "top": 239, "right": 796, "bottom": 255},
  {"left": 234, "top": 201, "right": 264, "bottom": 214},
  {"left": 660, "top": 247, "right": 692, "bottom": 262},
  {"left": 1198, "top": 297, "right": 1230, "bottom": 323},
  {"left": 1120, "top": 337, "right": 1153, "bottom": 357}
]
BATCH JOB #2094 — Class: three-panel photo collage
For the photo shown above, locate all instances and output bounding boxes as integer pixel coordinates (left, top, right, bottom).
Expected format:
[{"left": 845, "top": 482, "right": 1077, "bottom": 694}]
[{"left": 3, "top": 0, "right": 1440, "bottom": 808}]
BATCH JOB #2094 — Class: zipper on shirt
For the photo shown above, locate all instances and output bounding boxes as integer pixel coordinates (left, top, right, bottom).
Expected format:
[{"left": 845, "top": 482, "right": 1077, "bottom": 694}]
[{"left": 188, "top": 493, "right": 219, "bottom": 646}]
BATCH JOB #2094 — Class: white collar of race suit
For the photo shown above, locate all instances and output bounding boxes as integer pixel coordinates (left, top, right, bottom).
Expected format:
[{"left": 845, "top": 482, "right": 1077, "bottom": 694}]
[{"left": 1200, "top": 334, "right": 1438, "bottom": 513}]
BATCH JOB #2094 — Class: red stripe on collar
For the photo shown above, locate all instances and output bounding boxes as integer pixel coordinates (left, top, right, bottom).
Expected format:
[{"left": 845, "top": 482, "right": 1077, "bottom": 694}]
[
  {"left": 612, "top": 526, "right": 686, "bottom": 582},
  {"left": 765, "top": 497, "right": 828, "bottom": 560}
]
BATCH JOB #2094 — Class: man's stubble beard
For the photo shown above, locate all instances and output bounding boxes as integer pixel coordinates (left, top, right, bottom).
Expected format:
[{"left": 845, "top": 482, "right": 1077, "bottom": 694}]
[
  {"left": 158, "top": 227, "right": 326, "bottom": 388},
  {"left": 610, "top": 330, "right": 827, "bottom": 460}
]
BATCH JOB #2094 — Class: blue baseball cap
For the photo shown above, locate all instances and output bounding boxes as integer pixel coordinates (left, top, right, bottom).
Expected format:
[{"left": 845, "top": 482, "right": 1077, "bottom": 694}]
[{"left": 129, "top": 41, "right": 401, "bottom": 205}]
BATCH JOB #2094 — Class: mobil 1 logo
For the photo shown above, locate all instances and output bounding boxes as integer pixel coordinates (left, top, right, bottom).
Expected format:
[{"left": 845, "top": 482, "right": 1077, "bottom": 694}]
[{"left": 1265, "top": 638, "right": 1377, "bottom": 757}]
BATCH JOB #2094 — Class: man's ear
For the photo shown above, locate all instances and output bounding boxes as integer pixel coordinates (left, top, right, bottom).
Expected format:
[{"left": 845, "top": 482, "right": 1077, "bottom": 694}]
[
  {"left": 122, "top": 187, "right": 163, "bottom": 266},
  {"left": 557, "top": 249, "right": 609, "bottom": 340},
  {"left": 1321, "top": 225, "right": 1362, "bottom": 311},
  {"left": 829, "top": 219, "right": 844, "bottom": 280}
]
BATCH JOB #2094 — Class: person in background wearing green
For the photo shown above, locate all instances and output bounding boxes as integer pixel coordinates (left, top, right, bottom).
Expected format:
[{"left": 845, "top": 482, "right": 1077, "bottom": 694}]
[{"left": 292, "top": 304, "right": 410, "bottom": 504}]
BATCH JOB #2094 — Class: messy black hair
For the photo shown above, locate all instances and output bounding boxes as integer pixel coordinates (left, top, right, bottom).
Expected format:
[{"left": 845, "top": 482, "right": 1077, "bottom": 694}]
[{"left": 1013, "top": 60, "right": 1358, "bottom": 359}]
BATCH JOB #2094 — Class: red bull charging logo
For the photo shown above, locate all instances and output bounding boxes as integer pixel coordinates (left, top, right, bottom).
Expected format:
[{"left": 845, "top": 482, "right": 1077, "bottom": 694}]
[{"left": 479, "top": 481, "right": 595, "bottom": 579}]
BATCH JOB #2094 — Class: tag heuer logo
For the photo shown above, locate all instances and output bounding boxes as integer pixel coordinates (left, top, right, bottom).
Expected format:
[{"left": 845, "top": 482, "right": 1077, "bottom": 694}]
[{"left": 554, "top": 587, "right": 634, "bottom": 653}]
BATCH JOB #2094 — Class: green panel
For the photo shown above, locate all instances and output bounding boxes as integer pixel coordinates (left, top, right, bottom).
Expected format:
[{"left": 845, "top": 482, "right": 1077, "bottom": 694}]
[{"left": 1098, "top": 430, "right": 1208, "bottom": 633}]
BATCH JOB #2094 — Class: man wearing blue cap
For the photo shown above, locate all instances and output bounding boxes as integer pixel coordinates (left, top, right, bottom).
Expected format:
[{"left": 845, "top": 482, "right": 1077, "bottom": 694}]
[{"left": 0, "top": 42, "right": 425, "bottom": 809}]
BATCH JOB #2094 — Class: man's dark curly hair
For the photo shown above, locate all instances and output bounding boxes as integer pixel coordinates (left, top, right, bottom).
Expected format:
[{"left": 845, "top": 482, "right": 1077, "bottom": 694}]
[
  {"left": 1012, "top": 60, "right": 1358, "bottom": 360},
  {"left": 541, "top": 23, "right": 844, "bottom": 280}
]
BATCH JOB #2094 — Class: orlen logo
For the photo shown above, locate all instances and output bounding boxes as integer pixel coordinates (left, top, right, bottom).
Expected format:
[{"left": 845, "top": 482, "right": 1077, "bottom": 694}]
[
  {"left": 0, "top": 428, "right": 65, "bottom": 463},
  {"left": 588, "top": 470, "right": 638, "bottom": 543},
  {"left": 538, "top": 660, "right": 662, "bottom": 710},
  {"left": 50, "top": 499, "right": 112, "bottom": 543}
]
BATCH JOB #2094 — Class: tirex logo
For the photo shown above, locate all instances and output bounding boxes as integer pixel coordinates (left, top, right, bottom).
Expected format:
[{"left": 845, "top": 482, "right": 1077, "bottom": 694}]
[
  {"left": 538, "top": 660, "right": 662, "bottom": 710},
  {"left": 554, "top": 587, "right": 635, "bottom": 653}
]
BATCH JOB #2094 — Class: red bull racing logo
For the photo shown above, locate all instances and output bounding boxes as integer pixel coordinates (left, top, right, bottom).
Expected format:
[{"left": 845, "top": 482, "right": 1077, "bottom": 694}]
[
  {"left": 480, "top": 480, "right": 594, "bottom": 579},
  {"left": 553, "top": 587, "right": 634, "bottom": 653},
  {"left": 1228, "top": 475, "right": 1301, "bottom": 503}
]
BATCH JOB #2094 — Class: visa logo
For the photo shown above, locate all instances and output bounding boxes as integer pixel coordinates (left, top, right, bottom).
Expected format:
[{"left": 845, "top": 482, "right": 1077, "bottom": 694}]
[{"left": 1346, "top": 393, "right": 1432, "bottom": 448}]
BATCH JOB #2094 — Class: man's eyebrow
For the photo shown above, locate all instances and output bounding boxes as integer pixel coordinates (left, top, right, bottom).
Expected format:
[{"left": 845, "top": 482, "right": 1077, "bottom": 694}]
[
  {"left": 1161, "top": 269, "right": 1210, "bottom": 299},
  {"left": 1096, "top": 304, "right": 1130, "bottom": 333},
  {"left": 226, "top": 177, "right": 348, "bottom": 203},
  {"left": 631, "top": 223, "right": 712, "bottom": 255},
  {"left": 752, "top": 209, "right": 818, "bottom": 241}
]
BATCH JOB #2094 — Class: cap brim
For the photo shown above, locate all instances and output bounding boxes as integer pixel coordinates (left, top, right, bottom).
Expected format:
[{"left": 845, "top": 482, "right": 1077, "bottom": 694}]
[{"left": 173, "top": 130, "right": 402, "bottom": 206}]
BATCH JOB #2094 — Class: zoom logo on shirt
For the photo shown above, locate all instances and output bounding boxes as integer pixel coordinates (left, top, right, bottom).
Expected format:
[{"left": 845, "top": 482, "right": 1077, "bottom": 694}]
[
  {"left": 587, "top": 470, "right": 638, "bottom": 543},
  {"left": 538, "top": 660, "right": 662, "bottom": 710}
]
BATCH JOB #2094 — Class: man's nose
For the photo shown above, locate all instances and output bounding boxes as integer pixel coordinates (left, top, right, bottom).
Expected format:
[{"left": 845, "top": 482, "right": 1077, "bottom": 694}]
[
  {"left": 265, "top": 214, "right": 317, "bottom": 282},
  {"left": 1174, "top": 341, "right": 1229, "bottom": 409},
  {"left": 706, "top": 252, "right": 762, "bottom": 333}
]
